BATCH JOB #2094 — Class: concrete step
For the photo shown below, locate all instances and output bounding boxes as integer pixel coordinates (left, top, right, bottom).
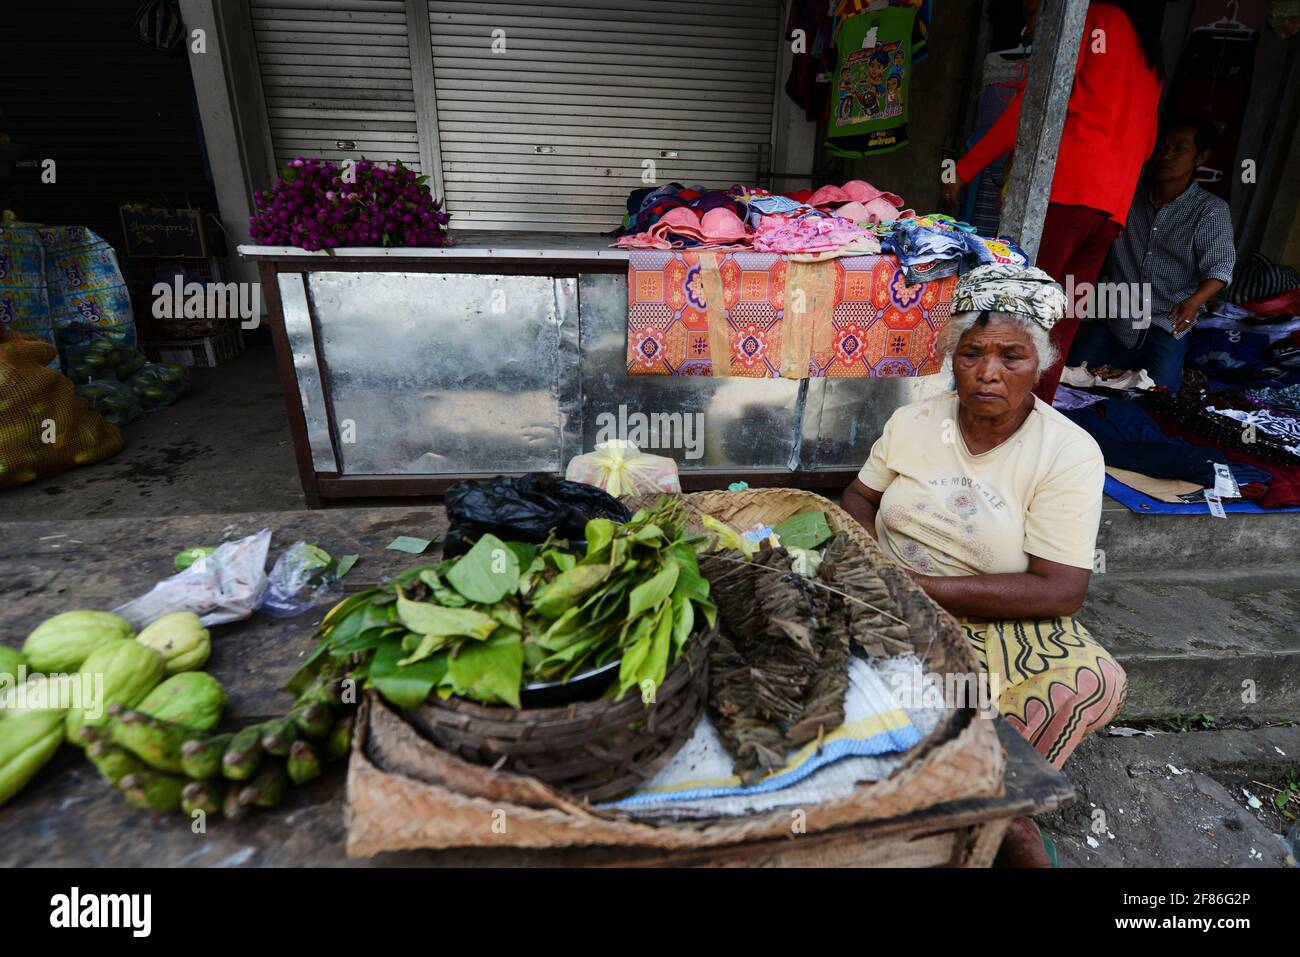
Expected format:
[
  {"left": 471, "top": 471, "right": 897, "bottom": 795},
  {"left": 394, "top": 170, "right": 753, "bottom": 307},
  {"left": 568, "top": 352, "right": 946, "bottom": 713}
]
[
  {"left": 1081, "top": 567, "right": 1300, "bottom": 720},
  {"left": 1096, "top": 497, "right": 1300, "bottom": 570}
]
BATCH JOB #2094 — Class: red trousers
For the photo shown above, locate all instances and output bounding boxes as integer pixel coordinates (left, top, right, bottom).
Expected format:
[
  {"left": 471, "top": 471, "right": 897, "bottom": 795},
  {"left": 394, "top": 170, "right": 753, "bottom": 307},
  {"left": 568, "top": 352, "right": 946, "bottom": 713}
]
[{"left": 1030, "top": 203, "right": 1123, "bottom": 403}]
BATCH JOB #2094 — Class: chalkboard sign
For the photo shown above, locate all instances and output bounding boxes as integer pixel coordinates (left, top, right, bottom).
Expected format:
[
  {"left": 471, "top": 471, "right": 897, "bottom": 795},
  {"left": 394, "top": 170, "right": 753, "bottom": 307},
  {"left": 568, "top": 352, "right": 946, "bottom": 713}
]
[{"left": 119, "top": 206, "right": 208, "bottom": 258}]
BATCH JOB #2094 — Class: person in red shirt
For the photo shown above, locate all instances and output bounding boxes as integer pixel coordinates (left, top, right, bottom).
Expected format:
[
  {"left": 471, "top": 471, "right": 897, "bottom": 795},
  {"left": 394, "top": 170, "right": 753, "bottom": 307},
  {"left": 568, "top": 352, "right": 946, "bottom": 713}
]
[{"left": 941, "top": 0, "right": 1163, "bottom": 403}]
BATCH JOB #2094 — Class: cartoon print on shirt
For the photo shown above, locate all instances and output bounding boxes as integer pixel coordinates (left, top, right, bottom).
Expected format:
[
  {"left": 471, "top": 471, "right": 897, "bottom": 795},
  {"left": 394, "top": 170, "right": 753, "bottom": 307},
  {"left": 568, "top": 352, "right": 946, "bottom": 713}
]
[{"left": 835, "top": 41, "right": 906, "bottom": 127}]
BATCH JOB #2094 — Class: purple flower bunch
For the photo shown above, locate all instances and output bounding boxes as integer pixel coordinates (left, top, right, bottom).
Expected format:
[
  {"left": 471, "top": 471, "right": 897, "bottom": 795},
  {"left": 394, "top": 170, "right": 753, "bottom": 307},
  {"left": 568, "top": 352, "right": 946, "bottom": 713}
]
[{"left": 249, "top": 157, "right": 452, "bottom": 250}]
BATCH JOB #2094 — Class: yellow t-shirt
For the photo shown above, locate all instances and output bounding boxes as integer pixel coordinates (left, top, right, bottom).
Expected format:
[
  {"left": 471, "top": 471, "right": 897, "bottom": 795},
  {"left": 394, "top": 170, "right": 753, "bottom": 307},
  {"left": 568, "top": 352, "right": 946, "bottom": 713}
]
[{"left": 857, "top": 392, "right": 1104, "bottom": 576}]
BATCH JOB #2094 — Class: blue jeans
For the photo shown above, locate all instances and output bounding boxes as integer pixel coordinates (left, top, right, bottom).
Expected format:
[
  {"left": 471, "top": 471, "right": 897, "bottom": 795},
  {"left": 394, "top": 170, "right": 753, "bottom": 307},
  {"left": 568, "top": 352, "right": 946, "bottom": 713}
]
[{"left": 1067, "top": 321, "right": 1191, "bottom": 391}]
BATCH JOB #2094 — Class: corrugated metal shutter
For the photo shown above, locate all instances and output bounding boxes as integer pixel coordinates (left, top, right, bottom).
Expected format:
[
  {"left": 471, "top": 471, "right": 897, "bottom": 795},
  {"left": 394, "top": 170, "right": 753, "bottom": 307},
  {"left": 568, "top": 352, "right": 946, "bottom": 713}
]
[
  {"left": 251, "top": 0, "right": 423, "bottom": 171},
  {"left": 427, "top": 0, "right": 779, "bottom": 231}
]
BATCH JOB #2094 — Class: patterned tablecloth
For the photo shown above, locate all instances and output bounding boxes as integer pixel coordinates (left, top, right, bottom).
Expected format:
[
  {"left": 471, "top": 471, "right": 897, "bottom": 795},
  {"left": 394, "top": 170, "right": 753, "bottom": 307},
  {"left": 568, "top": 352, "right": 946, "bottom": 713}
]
[{"left": 625, "top": 249, "right": 958, "bottom": 378}]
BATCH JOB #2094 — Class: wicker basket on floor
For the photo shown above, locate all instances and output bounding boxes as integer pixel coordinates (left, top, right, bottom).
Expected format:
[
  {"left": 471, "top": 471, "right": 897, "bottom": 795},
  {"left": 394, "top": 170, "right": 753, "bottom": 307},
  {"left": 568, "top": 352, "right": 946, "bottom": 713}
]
[{"left": 402, "top": 628, "right": 713, "bottom": 803}]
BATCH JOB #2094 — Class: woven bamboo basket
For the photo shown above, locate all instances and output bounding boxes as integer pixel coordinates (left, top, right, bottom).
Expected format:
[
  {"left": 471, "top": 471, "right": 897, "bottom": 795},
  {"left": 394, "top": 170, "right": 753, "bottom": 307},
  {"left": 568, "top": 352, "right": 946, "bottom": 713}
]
[
  {"left": 401, "top": 628, "right": 713, "bottom": 803},
  {"left": 345, "top": 488, "right": 1005, "bottom": 856}
]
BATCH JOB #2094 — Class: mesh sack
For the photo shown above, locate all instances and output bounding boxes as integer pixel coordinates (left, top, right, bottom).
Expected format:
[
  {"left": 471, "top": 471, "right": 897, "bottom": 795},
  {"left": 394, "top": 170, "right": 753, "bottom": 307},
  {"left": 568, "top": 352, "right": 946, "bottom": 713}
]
[{"left": 0, "top": 332, "right": 124, "bottom": 488}]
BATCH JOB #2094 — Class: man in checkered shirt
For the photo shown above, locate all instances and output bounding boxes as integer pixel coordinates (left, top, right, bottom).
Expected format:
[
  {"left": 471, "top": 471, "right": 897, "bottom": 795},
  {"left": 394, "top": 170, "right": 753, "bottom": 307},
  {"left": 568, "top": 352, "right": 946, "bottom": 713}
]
[{"left": 1068, "top": 116, "right": 1236, "bottom": 390}]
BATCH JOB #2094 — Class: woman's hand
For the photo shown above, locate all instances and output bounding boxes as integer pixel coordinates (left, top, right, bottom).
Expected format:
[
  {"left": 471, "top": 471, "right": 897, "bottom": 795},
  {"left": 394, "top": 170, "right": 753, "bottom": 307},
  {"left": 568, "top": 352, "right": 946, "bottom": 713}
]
[
  {"left": 910, "top": 556, "right": 1091, "bottom": 620},
  {"left": 940, "top": 169, "right": 966, "bottom": 209}
]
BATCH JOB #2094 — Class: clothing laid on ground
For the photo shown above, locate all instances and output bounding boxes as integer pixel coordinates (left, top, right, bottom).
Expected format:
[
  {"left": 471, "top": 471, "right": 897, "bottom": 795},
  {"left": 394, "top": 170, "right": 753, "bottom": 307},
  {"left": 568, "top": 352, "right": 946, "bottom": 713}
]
[
  {"left": 1102, "top": 182, "right": 1236, "bottom": 349},
  {"left": 960, "top": 615, "right": 1126, "bottom": 769},
  {"left": 858, "top": 392, "right": 1105, "bottom": 576},
  {"left": 1051, "top": 384, "right": 1108, "bottom": 411},
  {"left": 1140, "top": 400, "right": 1300, "bottom": 509},
  {"left": 1068, "top": 319, "right": 1191, "bottom": 391},
  {"left": 1227, "top": 252, "right": 1300, "bottom": 305},
  {"left": 1059, "top": 363, "right": 1155, "bottom": 391},
  {"left": 1140, "top": 388, "right": 1300, "bottom": 468},
  {"left": 955, "top": 2, "right": 1161, "bottom": 227},
  {"left": 1031, "top": 203, "right": 1124, "bottom": 404},
  {"left": 1207, "top": 407, "right": 1300, "bottom": 457},
  {"left": 1246, "top": 384, "right": 1300, "bottom": 414},
  {"left": 1062, "top": 397, "right": 1272, "bottom": 489}
]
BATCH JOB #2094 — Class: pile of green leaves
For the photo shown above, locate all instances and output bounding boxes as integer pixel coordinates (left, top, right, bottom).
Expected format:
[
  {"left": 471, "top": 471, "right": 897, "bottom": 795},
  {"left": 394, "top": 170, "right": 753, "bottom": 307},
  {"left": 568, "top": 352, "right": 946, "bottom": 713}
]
[{"left": 295, "top": 500, "right": 716, "bottom": 710}]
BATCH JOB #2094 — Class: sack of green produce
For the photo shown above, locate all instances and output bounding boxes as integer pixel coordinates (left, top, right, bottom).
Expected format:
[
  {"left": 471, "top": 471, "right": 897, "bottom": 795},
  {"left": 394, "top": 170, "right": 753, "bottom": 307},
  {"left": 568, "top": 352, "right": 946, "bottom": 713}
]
[
  {"left": 74, "top": 378, "right": 142, "bottom": 426},
  {"left": 62, "top": 337, "right": 145, "bottom": 383},
  {"left": 128, "top": 361, "right": 189, "bottom": 411}
]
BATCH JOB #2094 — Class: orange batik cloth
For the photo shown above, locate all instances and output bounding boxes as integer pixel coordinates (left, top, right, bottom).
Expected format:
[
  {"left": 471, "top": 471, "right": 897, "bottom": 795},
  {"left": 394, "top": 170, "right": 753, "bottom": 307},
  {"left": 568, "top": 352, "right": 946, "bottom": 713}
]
[{"left": 625, "top": 249, "right": 957, "bottom": 379}]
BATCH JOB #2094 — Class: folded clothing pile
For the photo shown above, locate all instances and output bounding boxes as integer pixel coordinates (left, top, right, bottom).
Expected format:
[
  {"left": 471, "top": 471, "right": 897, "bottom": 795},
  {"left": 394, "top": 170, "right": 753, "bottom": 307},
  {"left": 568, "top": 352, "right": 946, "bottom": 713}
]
[
  {"left": 1064, "top": 391, "right": 1300, "bottom": 508},
  {"left": 614, "top": 178, "right": 1027, "bottom": 266}
]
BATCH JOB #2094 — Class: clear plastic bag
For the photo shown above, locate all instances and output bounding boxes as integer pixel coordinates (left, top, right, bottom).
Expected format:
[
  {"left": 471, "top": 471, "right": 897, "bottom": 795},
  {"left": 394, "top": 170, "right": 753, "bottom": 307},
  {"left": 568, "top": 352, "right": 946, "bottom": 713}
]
[
  {"left": 128, "top": 361, "right": 190, "bottom": 411},
  {"left": 564, "top": 440, "right": 681, "bottom": 497},
  {"left": 74, "top": 378, "right": 142, "bottom": 426},
  {"left": 63, "top": 337, "right": 145, "bottom": 383},
  {"left": 261, "top": 542, "right": 341, "bottom": 619},
  {"left": 113, "top": 528, "right": 273, "bottom": 630}
]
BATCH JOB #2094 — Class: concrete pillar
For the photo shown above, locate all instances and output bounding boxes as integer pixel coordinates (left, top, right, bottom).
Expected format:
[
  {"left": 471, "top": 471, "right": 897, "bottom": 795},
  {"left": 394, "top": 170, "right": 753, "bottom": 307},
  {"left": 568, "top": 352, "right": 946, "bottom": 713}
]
[{"left": 178, "top": 0, "right": 273, "bottom": 290}]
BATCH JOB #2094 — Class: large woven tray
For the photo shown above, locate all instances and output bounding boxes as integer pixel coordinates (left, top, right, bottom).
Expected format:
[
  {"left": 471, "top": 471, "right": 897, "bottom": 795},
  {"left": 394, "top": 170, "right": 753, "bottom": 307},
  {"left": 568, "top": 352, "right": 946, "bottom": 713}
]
[{"left": 345, "top": 488, "right": 1005, "bottom": 856}]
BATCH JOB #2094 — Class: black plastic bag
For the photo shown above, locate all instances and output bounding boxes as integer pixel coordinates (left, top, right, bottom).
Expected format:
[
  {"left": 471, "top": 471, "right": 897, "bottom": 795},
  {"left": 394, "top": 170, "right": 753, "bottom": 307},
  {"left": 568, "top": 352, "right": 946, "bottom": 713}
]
[{"left": 443, "top": 473, "right": 632, "bottom": 557}]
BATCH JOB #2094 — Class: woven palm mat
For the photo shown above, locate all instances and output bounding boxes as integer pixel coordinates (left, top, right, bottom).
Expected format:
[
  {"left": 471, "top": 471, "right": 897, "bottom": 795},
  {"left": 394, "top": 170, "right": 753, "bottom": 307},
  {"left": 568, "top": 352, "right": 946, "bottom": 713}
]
[{"left": 698, "top": 533, "right": 912, "bottom": 783}]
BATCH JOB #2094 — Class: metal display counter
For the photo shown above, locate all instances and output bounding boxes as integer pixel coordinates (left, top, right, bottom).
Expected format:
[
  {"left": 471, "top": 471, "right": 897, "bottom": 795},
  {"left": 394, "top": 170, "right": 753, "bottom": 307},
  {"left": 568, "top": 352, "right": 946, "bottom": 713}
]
[{"left": 241, "top": 235, "right": 934, "bottom": 507}]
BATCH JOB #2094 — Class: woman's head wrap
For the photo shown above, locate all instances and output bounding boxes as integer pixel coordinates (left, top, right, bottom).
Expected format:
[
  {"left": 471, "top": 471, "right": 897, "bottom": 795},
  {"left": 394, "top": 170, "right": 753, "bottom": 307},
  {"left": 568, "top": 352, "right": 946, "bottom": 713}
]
[{"left": 951, "top": 263, "right": 1067, "bottom": 331}]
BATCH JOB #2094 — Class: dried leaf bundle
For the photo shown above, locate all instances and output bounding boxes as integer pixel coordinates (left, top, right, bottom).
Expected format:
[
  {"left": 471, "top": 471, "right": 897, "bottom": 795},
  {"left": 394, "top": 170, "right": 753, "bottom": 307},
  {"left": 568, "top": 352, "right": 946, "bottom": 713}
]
[{"left": 700, "top": 534, "right": 915, "bottom": 783}]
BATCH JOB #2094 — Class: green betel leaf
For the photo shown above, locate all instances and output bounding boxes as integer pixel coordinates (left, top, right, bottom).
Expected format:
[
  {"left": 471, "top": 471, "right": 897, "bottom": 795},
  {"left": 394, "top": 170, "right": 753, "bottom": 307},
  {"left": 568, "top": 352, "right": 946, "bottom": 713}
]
[
  {"left": 545, "top": 549, "right": 577, "bottom": 573},
  {"left": 616, "top": 617, "right": 656, "bottom": 698},
  {"left": 371, "top": 640, "right": 447, "bottom": 708},
  {"left": 418, "top": 568, "right": 469, "bottom": 607},
  {"left": 534, "top": 633, "right": 603, "bottom": 675},
  {"left": 488, "top": 599, "right": 524, "bottom": 632},
  {"left": 627, "top": 559, "right": 679, "bottom": 618},
  {"left": 505, "top": 541, "right": 538, "bottom": 569},
  {"left": 671, "top": 592, "right": 695, "bottom": 655},
  {"left": 445, "top": 631, "right": 524, "bottom": 708},
  {"left": 631, "top": 523, "right": 665, "bottom": 544},
  {"left": 334, "top": 554, "right": 359, "bottom": 579},
  {"left": 583, "top": 518, "right": 615, "bottom": 562},
  {"left": 773, "top": 510, "right": 832, "bottom": 550},
  {"left": 446, "top": 533, "right": 521, "bottom": 603},
  {"left": 644, "top": 605, "right": 674, "bottom": 692},
  {"left": 396, "top": 595, "right": 498, "bottom": 640},
  {"left": 398, "top": 632, "right": 458, "bottom": 666},
  {"left": 529, "top": 563, "right": 610, "bottom": 619},
  {"left": 387, "top": 535, "right": 433, "bottom": 554},
  {"left": 332, "top": 625, "right": 399, "bottom": 655}
]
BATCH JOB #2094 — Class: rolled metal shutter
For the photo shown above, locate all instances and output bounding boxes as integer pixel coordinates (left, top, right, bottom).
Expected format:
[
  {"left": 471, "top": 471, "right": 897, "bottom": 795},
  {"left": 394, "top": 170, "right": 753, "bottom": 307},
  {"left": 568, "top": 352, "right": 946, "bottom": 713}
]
[
  {"left": 251, "top": 0, "right": 424, "bottom": 171},
  {"left": 427, "top": 0, "right": 779, "bottom": 231}
]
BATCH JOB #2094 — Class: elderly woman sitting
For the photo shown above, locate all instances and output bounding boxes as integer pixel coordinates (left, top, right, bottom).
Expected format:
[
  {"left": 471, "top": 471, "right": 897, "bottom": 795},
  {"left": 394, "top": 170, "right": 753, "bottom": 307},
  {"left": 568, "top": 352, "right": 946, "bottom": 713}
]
[{"left": 842, "top": 264, "right": 1126, "bottom": 866}]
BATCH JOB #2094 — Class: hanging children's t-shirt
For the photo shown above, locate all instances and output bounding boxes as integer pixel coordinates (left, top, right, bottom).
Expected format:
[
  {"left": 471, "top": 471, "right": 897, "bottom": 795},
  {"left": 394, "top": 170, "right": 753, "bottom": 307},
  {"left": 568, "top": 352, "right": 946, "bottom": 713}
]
[{"left": 825, "top": 4, "right": 918, "bottom": 158}]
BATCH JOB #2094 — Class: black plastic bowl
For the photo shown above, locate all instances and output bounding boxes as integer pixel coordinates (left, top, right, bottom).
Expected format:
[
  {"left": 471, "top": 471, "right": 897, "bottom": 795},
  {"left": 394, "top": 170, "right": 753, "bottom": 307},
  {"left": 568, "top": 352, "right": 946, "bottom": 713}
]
[{"left": 519, "top": 658, "right": 620, "bottom": 708}]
